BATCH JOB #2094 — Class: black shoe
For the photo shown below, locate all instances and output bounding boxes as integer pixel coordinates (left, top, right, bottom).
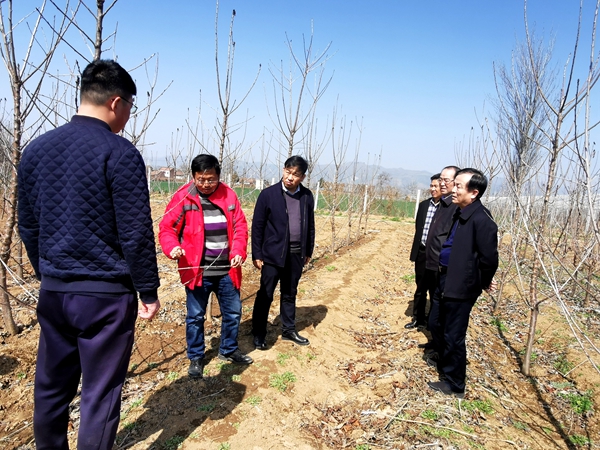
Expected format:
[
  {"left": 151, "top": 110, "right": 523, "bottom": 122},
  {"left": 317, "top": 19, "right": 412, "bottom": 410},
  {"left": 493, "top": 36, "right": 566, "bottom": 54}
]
[
  {"left": 426, "top": 352, "right": 439, "bottom": 368},
  {"left": 418, "top": 342, "right": 434, "bottom": 349},
  {"left": 404, "top": 319, "right": 418, "bottom": 329},
  {"left": 427, "top": 381, "right": 465, "bottom": 399},
  {"left": 188, "top": 359, "right": 205, "bottom": 378},
  {"left": 282, "top": 330, "right": 310, "bottom": 346},
  {"left": 218, "top": 349, "right": 253, "bottom": 364},
  {"left": 253, "top": 335, "right": 267, "bottom": 350}
]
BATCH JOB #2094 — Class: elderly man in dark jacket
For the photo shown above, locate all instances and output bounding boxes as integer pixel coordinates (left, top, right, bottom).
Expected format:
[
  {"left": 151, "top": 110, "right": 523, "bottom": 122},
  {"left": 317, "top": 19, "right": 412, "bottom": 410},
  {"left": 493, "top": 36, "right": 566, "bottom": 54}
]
[
  {"left": 422, "top": 166, "right": 460, "bottom": 355},
  {"left": 251, "top": 156, "right": 315, "bottom": 348},
  {"left": 406, "top": 174, "right": 441, "bottom": 330},
  {"left": 427, "top": 168, "right": 498, "bottom": 398},
  {"left": 18, "top": 60, "right": 160, "bottom": 450}
]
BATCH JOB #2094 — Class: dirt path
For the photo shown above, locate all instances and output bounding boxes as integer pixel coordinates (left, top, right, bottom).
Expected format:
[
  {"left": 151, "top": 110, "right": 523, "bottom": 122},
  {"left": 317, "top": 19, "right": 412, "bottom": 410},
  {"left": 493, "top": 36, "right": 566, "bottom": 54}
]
[{"left": 1, "top": 214, "right": 599, "bottom": 449}]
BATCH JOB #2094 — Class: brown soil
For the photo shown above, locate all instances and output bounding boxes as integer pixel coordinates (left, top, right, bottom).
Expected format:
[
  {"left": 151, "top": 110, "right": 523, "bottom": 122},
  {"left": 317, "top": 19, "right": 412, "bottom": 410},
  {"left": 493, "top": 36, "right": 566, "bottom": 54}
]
[{"left": 1, "top": 205, "right": 599, "bottom": 449}]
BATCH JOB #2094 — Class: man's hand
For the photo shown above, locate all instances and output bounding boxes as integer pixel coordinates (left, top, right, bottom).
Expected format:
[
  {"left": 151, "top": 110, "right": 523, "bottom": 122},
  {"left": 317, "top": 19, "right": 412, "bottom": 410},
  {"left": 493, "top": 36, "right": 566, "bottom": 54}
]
[
  {"left": 304, "top": 256, "right": 311, "bottom": 265},
  {"left": 485, "top": 279, "right": 498, "bottom": 294},
  {"left": 170, "top": 246, "right": 185, "bottom": 259},
  {"left": 253, "top": 259, "right": 263, "bottom": 270},
  {"left": 139, "top": 300, "right": 161, "bottom": 320},
  {"left": 230, "top": 255, "right": 243, "bottom": 268}
]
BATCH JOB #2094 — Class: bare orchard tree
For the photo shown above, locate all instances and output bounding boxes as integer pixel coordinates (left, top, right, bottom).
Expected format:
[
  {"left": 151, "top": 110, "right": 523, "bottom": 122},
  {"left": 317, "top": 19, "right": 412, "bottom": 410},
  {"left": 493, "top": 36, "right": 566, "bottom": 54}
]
[
  {"left": 268, "top": 23, "right": 333, "bottom": 159},
  {"left": 213, "top": 2, "right": 260, "bottom": 167},
  {"left": 345, "top": 118, "right": 364, "bottom": 244},
  {"left": 327, "top": 105, "right": 352, "bottom": 253},
  {"left": 302, "top": 94, "right": 331, "bottom": 189},
  {"left": 493, "top": 33, "right": 552, "bottom": 202},
  {"left": 495, "top": 0, "right": 600, "bottom": 376},
  {"left": 357, "top": 150, "right": 381, "bottom": 235},
  {"left": 0, "top": 0, "right": 80, "bottom": 335}
]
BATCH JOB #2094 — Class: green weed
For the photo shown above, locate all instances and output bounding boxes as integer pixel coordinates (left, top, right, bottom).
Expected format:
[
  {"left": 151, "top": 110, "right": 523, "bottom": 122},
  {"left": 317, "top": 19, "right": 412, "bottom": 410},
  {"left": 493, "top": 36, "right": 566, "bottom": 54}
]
[
  {"left": 469, "top": 443, "right": 485, "bottom": 450},
  {"left": 217, "top": 443, "right": 231, "bottom": 450},
  {"left": 197, "top": 402, "right": 216, "bottom": 413},
  {"left": 325, "top": 265, "right": 336, "bottom": 272},
  {"left": 559, "top": 390, "right": 594, "bottom": 415},
  {"left": 420, "top": 409, "right": 439, "bottom": 420},
  {"left": 355, "top": 445, "right": 371, "bottom": 450},
  {"left": 245, "top": 395, "right": 262, "bottom": 406},
  {"left": 231, "top": 374, "right": 242, "bottom": 382},
  {"left": 147, "top": 362, "right": 158, "bottom": 369},
  {"left": 163, "top": 435, "right": 185, "bottom": 450},
  {"left": 269, "top": 371, "right": 297, "bottom": 392},
  {"left": 490, "top": 316, "right": 508, "bottom": 332},
  {"left": 276, "top": 352, "right": 292, "bottom": 366},
  {"left": 569, "top": 434, "right": 592, "bottom": 446},
  {"left": 401, "top": 273, "right": 415, "bottom": 283},
  {"left": 166, "top": 371, "right": 179, "bottom": 381},
  {"left": 462, "top": 424, "right": 475, "bottom": 433},
  {"left": 551, "top": 381, "right": 574, "bottom": 389},
  {"left": 215, "top": 361, "right": 229, "bottom": 371},
  {"left": 553, "top": 354, "right": 575, "bottom": 375},
  {"left": 461, "top": 399, "right": 494, "bottom": 415},
  {"left": 512, "top": 420, "right": 528, "bottom": 431},
  {"left": 422, "top": 425, "right": 457, "bottom": 439}
]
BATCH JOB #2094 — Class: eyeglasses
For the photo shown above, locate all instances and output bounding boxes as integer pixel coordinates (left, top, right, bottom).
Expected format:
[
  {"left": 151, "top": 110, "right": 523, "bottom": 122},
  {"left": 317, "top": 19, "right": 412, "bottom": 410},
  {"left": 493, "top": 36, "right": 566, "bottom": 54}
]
[
  {"left": 120, "top": 96, "right": 138, "bottom": 114},
  {"left": 440, "top": 178, "right": 454, "bottom": 184},
  {"left": 283, "top": 168, "right": 304, "bottom": 178},
  {"left": 195, "top": 178, "right": 219, "bottom": 186}
]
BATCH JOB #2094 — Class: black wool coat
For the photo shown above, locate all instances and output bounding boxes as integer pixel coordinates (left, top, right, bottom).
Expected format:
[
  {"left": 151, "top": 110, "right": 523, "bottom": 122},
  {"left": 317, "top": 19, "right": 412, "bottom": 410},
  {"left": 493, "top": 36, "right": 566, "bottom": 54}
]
[{"left": 443, "top": 199, "right": 499, "bottom": 300}]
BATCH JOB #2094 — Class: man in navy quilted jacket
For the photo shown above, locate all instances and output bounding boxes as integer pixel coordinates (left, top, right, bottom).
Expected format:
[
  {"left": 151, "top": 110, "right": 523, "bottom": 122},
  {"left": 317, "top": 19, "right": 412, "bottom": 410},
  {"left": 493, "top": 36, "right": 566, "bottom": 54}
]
[{"left": 18, "top": 60, "right": 161, "bottom": 450}]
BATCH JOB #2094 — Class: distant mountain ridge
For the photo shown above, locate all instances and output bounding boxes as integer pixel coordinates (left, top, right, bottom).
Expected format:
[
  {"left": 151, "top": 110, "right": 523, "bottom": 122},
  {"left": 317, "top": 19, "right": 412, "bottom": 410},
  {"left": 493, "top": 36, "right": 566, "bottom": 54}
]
[{"left": 232, "top": 160, "right": 435, "bottom": 190}]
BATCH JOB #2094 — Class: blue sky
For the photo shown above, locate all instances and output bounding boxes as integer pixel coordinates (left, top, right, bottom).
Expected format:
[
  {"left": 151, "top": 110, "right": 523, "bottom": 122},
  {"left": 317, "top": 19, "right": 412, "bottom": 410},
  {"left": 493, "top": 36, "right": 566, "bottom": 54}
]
[{"left": 4, "top": 0, "right": 599, "bottom": 174}]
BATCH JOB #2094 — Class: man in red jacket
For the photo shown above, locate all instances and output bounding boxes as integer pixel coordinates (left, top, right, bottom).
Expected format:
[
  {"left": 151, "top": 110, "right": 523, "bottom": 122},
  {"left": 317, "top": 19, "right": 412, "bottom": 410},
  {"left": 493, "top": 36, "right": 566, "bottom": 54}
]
[{"left": 159, "top": 154, "right": 252, "bottom": 378}]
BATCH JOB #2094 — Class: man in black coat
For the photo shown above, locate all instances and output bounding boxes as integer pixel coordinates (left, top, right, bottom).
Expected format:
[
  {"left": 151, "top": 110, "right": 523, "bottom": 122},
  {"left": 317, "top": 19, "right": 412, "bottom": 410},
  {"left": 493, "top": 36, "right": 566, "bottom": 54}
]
[
  {"left": 427, "top": 168, "right": 498, "bottom": 398},
  {"left": 251, "top": 156, "right": 316, "bottom": 348},
  {"left": 422, "top": 166, "right": 460, "bottom": 356},
  {"left": 406, "top": 173, "right": 441, "bottom": 329}
]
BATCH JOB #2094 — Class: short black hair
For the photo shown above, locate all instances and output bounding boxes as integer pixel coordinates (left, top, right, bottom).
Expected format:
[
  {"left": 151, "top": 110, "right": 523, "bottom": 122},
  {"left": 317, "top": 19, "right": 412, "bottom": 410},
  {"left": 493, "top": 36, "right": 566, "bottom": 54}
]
[
  {"left": 441, "top": 165, "right": 460, "bottom": 176},
  {"left": 80, "top": 60, "right": 137, "bottom": 105},
  {"left": 284, "top": 155, "right": 308, "bottom": 175},
  {"left": 455, "top": 168, "right": 488, "bottom": 199},
  {"left": 191, "top": 154, "right": 221, "bottom": 176},
  {"left": 431, "top": 173, "right": 441, "bottom": 181}
]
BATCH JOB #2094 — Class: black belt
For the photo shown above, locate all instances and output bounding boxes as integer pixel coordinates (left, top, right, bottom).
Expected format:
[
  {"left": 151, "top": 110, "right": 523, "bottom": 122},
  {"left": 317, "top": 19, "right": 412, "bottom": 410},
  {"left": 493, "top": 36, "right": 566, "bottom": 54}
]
[{"left": 439, "top": 266, "right": 447, "bottom": 274}]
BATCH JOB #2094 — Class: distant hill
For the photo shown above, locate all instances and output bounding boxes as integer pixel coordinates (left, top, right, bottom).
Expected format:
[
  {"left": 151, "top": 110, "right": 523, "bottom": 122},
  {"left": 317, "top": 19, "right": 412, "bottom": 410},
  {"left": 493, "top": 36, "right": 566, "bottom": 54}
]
[{"left": 233, "top": 160, "right": 434, "bottom": 190}]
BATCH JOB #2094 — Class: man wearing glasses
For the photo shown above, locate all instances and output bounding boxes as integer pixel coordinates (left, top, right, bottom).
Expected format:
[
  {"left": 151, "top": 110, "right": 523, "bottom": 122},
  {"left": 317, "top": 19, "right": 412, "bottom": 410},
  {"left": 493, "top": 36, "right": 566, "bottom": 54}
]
[
  {"left": 251, "top": 156, "right": 316, "bottom": 349},
  {"left": 406, "top": 173, "right": 442, "bottom": 330},
  {"left": 159, "top": 154, "right": 252, "bottom": 379},
  {"left": 18, "top": 60, "right": 160, "bottom": 449},
  {"left": 420, "top": 166, "right": 460, "bottom": 363}
]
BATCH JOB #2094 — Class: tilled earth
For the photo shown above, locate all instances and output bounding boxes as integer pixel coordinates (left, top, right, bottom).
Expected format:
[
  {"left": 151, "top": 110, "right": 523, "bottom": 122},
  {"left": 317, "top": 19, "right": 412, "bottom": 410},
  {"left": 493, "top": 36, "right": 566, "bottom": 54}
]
[{"left": 1, "top": 210, "right": 599, "bottom": 449}]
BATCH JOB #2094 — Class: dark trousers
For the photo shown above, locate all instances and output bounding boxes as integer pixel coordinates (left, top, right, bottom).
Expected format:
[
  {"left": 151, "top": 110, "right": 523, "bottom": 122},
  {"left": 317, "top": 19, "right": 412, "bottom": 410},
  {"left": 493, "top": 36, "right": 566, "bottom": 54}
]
[
  {"left": 427, "top": 270, "right": 443, "bottom": 354},
  {"left": 34, "top": 290, "right": 137, "bottom": 450},
  {"left": 439, "top": 296, "right": 476, "bottom": 393},
  {"left": 252, "top": 251, "right": 304, "bottom": 337},
  {"left": 412, "top": 247, "right": 435, "bottom": 324}
]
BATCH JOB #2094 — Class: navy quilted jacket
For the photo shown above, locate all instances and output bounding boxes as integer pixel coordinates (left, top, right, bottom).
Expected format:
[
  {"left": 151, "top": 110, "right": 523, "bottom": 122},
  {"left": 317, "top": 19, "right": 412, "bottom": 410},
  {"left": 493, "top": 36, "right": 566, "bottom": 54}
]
[{"left": 18, "top": 115, "right": 160, "bottom": 301}]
